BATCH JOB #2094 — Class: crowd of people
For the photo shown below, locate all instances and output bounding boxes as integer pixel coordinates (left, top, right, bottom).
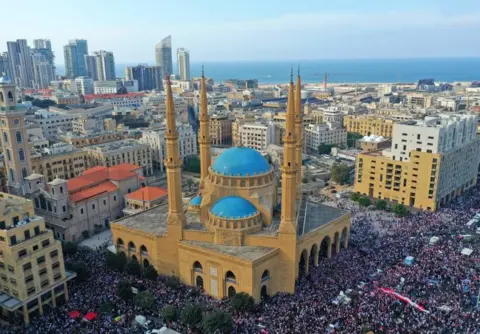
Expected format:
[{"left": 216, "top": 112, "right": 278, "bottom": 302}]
[{"left": 1, "top": 184, "right": 480, "bottom": 333}]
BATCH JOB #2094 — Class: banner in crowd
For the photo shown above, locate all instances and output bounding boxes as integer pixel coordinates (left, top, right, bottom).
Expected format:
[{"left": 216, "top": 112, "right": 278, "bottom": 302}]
[{"left": 378, "top": 287, "right": 429, "bottom": 313}]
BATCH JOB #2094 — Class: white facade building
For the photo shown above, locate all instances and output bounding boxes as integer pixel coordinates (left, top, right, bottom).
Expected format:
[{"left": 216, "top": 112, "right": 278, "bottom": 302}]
[
  {"left": 176, "top": 48, "right": 190, "bottom": 81},
  {"left": 30, "top": 110, "right": 81, "bottom": 139},
  {"left": 74, "top": 76, "right": 94, "bottom": 95},
  {"left": 304, "top": 123, "right": 347, "bottom": 151},
  {"left": 238, "top": 121, "right": 277, "bottom": 151}
]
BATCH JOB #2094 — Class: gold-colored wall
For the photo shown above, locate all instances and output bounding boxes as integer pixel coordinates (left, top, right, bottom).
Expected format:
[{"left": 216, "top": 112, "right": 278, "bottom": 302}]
[{"left": 344, "top": 115, "right": 395, "bottom": 137}]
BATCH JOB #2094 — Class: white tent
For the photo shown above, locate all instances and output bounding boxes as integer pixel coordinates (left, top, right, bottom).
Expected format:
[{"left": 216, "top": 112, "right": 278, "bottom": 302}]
[{"left": 461, "top": 248, "right": 473, "bottom": 256}]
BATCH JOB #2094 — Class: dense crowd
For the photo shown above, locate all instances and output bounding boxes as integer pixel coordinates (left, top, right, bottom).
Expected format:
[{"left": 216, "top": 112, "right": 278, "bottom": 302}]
[{"left": 1, "top": 184, "right": 480, "bottom": 333}]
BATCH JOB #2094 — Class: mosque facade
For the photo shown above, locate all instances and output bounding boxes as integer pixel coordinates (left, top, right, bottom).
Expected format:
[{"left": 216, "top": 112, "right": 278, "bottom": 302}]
[{"left": 111, "top": 71, "right": 351, "bottom": 300}]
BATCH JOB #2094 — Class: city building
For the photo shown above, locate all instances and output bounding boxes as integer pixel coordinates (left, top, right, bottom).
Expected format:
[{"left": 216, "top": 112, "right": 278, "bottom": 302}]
[
  {"left": 344, "top": 115, "right": 395, "bottom": 137},
  {"left": 6, "top": 40, "right": 35, "bottom": 88},
  {"left": 140, "top": 124, "right": 197, "bottom": 172},
  {"left": 407, "top": 93, "right": 433, "bottom": 108},
  {"left": 0, "top": 76, "right": 32, "bottom": 195},
  {"left": 25, "top": 164, "right": 145, "bottom": 242},
  {"left": 60, "top": 131, "right": 123, "bottom": 148},
  {"left": 93, "top": 50, "right": 115, "bottom": 81},
  {"left": 74, "top": 76, "right": 93, "bottom": 95},
  {"left": 357, "top": 134, "right": 391, "bottom": 152},
  {"left": 84, "top": 55, "right": 98, "bottom": 81},
  {"left": 32, "top": 52, "right": 55, "bottom": 89},
  {"left": 0, "top": 192, "right": 74, "bottom": 324},
  {"left": 63, "top": 39, "right": 88, "bottom": 78},
  {"left": 354, "top": 114, "right": 480, "bottom": 211},
  {"left": 273, "top": 112, "right": 315, "bottom": 128},
  {"left": 238, "top": 122, "right": 279, "bottom": 151},
  {"left": 0, "top": 53, "right": 10, "bottom": 79},
  {"left": 83, "top": 139, "right": 153, "bottom": 176},
  {"left": 176, "top": 48, "right": 190, "bottom": 81},
  {"left": 31, "top": 110, "right": 81, "bottom": 140},
  {"left": 50, "top": 91, "right": 80, "bottom": 106},
  {"left": 111, "top": 73, "right": 350, "bottom": 301},
  {"left": 72, "top": 116, "right": 104, "bottom": 135},
  {"left": 210, "top": 114, "right": 232, "bottom": 145},
  {"left": 155, "top": 36, "right": 173, "bottom": 76},
  {"left": 84, "top": 92, "right": 143, "bottom": 108},
  {"left": 93, "top": 81, "right": 121, "bottom": 94},
  {"left": 125, "top": 65, "right": 163, "bottom": 91},
  {"left": 304, "top": 123, "right": 347, "bottom": 151},
  {"left": 123, "top": 186, "right": 168, "bottom": 216},
  {"left": 33, "top": 39, "right": 52, "bottom": 50}
]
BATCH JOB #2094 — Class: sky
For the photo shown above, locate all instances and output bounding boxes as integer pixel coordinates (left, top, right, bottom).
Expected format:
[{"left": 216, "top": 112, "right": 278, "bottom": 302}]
[{"left": 1, "top": 0, "right": 480, "bottom": 64}]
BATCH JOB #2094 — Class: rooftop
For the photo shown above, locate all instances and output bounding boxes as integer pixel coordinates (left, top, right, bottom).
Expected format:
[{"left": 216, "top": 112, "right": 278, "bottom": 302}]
[
  {"left": 114, "top": 202, "right": 170, "bottom": 235},
  {"left": 70, "top": 181, "right": 118, "bottom": 203},
  {"left": 84, "top": 139, "right": 147, "bottom": 152},
  {"left": 180, "top": 240, "right": 275, "bottom": 261},
  {"left": 68, "top": 164, "right": 141, "bottom": 192},
  {"left": 297, "top": 201, "right": 350, "bottom": 236},
  {"left": 125, "top": 186, "right": 168, "bottom": 202}
]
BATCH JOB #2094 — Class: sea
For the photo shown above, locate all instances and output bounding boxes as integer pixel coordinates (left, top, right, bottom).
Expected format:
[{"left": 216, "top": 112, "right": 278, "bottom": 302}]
[{"left": 56, "top": 58, "right": 480, "bottom": 84}]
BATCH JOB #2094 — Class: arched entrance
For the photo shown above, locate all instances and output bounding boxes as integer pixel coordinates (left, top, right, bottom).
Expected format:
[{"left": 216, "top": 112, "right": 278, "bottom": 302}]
[
  {"left": 131, "top": 255, "right": 137, "bottom": 261},
  {"left": 310, "top": 244, "right": 318, "bottom": 268},
  {"left": 340, "top": 227, "right": 349, "bottom": 249},
  {"left": 196, "top": 276, "right": 204, "bottom": 289},
  {"left": 332, "top": 232, "right": 340, "bottom": 256},
  {"left": 225, "top": 271, "right": 236, "bottom": 283},
  {"left": 143, "top": 259, "right": 150, "bottom": 268},
  {"left": 298, "top": 249, "right": 308, "bottom": 277},
  {"left": 228, "top": 286, "right": 236, "bottom": 297},
  {"left": 261, "top": 285, "right": 268, "bottom": 299},
  {"left": 319, "top": 236, "right": 331, "bottom": 259}
]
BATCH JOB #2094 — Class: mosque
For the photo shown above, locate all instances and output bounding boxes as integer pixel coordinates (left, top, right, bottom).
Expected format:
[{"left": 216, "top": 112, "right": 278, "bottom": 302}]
[{"left": 111, "top": 70, "right": 351, "bottom": 300}]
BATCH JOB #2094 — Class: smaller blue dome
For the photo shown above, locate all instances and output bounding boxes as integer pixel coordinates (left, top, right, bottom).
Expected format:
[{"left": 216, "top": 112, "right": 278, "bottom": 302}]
[
  {"left": 189, "top": 195, "right": 202, "bottom": 206},
  {"left": 210, "top": 196, "right": 258, "bottom": 219}
]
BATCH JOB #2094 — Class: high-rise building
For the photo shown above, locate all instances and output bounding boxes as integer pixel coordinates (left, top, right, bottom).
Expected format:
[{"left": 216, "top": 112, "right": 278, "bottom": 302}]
[
  {"left": 74, "top": 76, "right": 94, "bottom": 95},
  {"left": 84, "top": 55, "right": 98, "bottom": 80},
  {"left": 125, "top": 64, "right": 162, "bottom": 91},
  {"left": 0, "top": 52, "right": 10, "bottom": 78},
  {"left": 176, "top": 48, "right": 190, "bottom": 80},
  {"left": 33, "top": 39, "right": 55, "bottom": 79},
  {"left": 155, "top": 35, "right": 172, "bottom": 76},
  {"left": 93, "top": 50, "right": 115, "bottom": 81},
  {"left": 0, "top": 75, "right": 32, "bottom": 195},
  {"left": 63, "top": 39, "right": 88, "bottom": 78},
  {"left": 6, "top": 40, "right": 35, "bottom": 88},
  {"left": 32, "top": 52, "right": 55, "bottom": 89},
  {"left": 33, "top": 39, "right": 52, "bottom": 50}
]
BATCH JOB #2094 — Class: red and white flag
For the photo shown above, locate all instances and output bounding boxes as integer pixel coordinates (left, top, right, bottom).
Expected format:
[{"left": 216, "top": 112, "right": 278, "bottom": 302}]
[{"left": 378, "top": 287, "right": 429, "bottom": 313}]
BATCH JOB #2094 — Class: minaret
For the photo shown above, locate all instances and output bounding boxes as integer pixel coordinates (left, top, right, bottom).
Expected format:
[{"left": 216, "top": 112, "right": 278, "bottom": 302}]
[
  {"left": 164, "top": 75, "right": 186, "bottom": 227},
  {"left": 279, "top": 69, "right": 297, "bottom": 234},
  {"left": 198, "top": 66, "right": 211, "bottom": 184},
  {"left": 294, "top": 67, "right": 303, "bottom": 198}
]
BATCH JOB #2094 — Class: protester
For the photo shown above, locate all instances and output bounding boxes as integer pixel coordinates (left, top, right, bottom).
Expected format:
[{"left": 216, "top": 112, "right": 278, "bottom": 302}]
[{"left": 1, "top": 185, "right": 480, "bottom": 333}]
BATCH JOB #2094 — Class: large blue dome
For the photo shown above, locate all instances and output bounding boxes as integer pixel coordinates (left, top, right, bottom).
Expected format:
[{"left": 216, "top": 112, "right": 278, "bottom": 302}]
[
  {"left": 210, "top": 196, "right": 258, "bottom": 219},
  {"left": 212, "top": 147, "right": 271, "bottom": 176}
]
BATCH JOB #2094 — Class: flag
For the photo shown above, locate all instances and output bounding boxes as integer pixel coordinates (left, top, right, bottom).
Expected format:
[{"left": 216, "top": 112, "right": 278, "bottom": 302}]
[{"left": 378, "top": 288, "right": 429, "bottom": 313}]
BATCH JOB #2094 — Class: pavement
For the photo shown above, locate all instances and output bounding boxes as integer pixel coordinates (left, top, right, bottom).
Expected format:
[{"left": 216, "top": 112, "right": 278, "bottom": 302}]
[{"left": 79, "top": 229, "right": 113, "bottom": 250}]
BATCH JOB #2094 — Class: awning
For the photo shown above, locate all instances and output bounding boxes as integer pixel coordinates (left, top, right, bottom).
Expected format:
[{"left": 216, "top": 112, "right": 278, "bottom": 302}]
[
  {"left": 461, "top": 248, "right": 473, "bottom": 256},
  {"left": 83, "top": 312, "right": 97, "bottom": 321},
  {"left": 107, "top": 245, "right": 117, "bottom": 254},
  {"left": 68, "top": 310, "right": 80, "bottom": 318}
]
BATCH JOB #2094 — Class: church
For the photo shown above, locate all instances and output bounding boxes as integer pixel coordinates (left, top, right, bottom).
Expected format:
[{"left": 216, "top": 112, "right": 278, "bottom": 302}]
[{"left": 111, "top": 70, "right": 351, "bottom": 300}]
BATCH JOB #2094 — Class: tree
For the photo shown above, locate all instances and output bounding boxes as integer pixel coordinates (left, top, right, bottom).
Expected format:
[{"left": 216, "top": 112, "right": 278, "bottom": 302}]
[
  {"left": 186, "top": 178, "right": 194, "bottom": 192},
  {"left": 135, "top": 290, "right": 155, "bottom": 310},
  {"left": 166, "top": 276, "right": 180, "bottom": 289},
  {"left": 62, "top": 241, "right": 77, "bottom": 255},
  {"left": 358, "top": 197, "right": 372, "bottom": 207},
  {"left": 349, "top": 192, "right": 360, "bottom": 201},
  {"left": 331, "top": 163, "right": 351, "bottom": 184},
  {"left": 184, "top": 156, "right": 201, "bottom": 173},
  {"left": 162, "top": 305, "right": 177, "bottom": 322},
  {"left": 116, "top": 280, "right": 133, "bottom": 301},
  {"left": 124, "top": 258, "right": 141, "bottom": 276},
  {"left": 32, "top": 98, "right": 56, "bottom": 109},
  {"left": 24, "top": 95, "right": 34, "bottom": 102},
  {"left": 202, "top": 311, "right": 234, "bottom": 334},
  {"left": 144, "top": 265, "right": 158, "bottom": 280},
  {"left": 181, "top": 304, "right": 203, "bottom": 329},
  {"left": 375, "top": 199, "right": 388, "bottom": 210},
  {"left": 347, "top": 132, "right": 363, "bottom": 148},
  {"left": 392, "top": 204, "right": 409, "bottom": 217},
  {"left": 72, "top": 261, "right": 89, "bottom": 282},
  {"left": 317, "top": 143, "right": 335, "bottom": 155},
  {"left": 231, "top": 292, "right": 255, "bottom": 313}
]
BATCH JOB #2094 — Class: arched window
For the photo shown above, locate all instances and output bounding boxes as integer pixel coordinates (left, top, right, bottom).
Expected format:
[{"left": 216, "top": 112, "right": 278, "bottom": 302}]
[
  {"left": 3, "top": 132, "right": 7, "bottom": 143},
  {"left": 51, "top": 187, "right": 55, "bottom": 195},
  {"left": 117, "top": 238, "right": 124, "bottom": 248},
  {"left": 193, "top": 261, "right": 203, "bottom": 272},
  {"left": 128, "top": 241, "right": 136, "bottom": 252},
  {"left": 34, "top": 198, "right": 39, "bottom": 208},
  {"left": 225, "top": 271, "right": 236, "bottom": 283},
  {"left": 140, "top": 245, "right": 148, "bottom": 255},
  {"left": 6, "top": 149, "right": 11, "bottom": 161},
  {"left": 143, "top": 259, "right": 150, "bottom": 268},
  {"left": 9, "top": 169, "right": 14, "bottom": 182},
  {"left": 196, "top": 276, "right": 204, "bottom": 289},
  {"left": 60, "top": 186, "right": 63, "bottom": 194},
  {"left": 0, "top": 92, "right": 3, "bottom": 102},
  {"left": 261, "top": 270, "right": 270, "bottom": 282},
  {"left": 16, "top": 131, "right": 22, "bottom": 143},
  {"left": 228, "top": 286, "right": 236, "bottom": 297},
  {"left": 7, "top": 91, "right": 13, "bottom": 101},
  {"left": 22, "top": 168, "right": 27, "bottom": 179},
  {"left": 18, "top": 148, "right": 24, "bottom": 161}
]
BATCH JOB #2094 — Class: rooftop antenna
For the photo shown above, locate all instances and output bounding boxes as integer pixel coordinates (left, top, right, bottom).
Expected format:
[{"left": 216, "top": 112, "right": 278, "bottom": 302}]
[
  {"left": 201, "top": 64, "right": 204, "bottom": 78},
  {"left": 290, "top": 65, "right": 293, "bottom": 83}
]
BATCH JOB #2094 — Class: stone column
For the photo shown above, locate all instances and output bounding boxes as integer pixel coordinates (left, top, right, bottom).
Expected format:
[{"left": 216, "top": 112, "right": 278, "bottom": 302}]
[
  {"left": 38, "top": 297, "right": 43, "bottom": 315},
  {"left": 63, "top": 283, "right": 69, "bottom": 302},
  {"left": 51, "top": 289, "right": 56, "bottom": 307},
  {"left": 327, "top": 242, "right": 332, "bottom": 259},
  {"left": 23, "top": 305, "right": 29, "bottom": 324}
]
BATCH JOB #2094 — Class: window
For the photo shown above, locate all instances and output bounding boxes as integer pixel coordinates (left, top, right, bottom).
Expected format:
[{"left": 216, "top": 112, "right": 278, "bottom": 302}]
[
  {"left": 23, "top": 263, "right": 31, "bottom": 271},
  {"left": 60, "top": 186, "right": 63, "bottom": 194},
  {"left": 103, "top": 200, "right": 106, "bottom": 205},
  {"left": 15, "top": 131, "right": 22, "bottom": 143},
  {"left": 25, "top": 275, "right": 33, "bottom": 283},
  {"left": 39, "top": 268, "right": 47, "bottom": 276},
  {"left": 6, "top": 149, "right": 10, "bottom": 161},
  {"left": 80, "top": 208, "right": 84, "bottom": 214},
  {"left": 18, "top": 148, "right": 25, "bottom": 161},
  {"left": 50, "top": 250, "right": 58, "bottom": 258},
  {"left": 62, "top": 205, "right": 66, "bottom": 212},
  {"left": 10, "top": 278, "right": 16, "bottom": 285},
  {"left": 2, "top": 132, "right": 7, "bottom": 143},
  {"left": 22, "top": 168, "right": 27, "bottom": 179},
  {"left": 92, "top": 204, "right": 95, "bottom": 210},
  {"left": 7, "top": 266, "right": 14, "bottom": 273},
  {"left": 24, "top": 230, "right": 30, "bottom": 240},
  {"left": 52, "top": 262, "right": 59, "bottom": 269},
  {"left": 41, "top": 279, "right": 49, "bottom": 288},
  {"left": 18, "top": 249, "right": 27, "bottom": 258},
  {"left": 9, "top": 169, "right": 14, "bottom": 182},
  {"left": 10, "top": 236, "right": 16, "bottom": 246},
  {"left": 37, "top": 256, "right": 45, "bottom": 264},
  {"left": 42, "top": 239, "right": 50, "bottom": 247},
  {"left": 33, "top": 245, "right": 38, "bottom": 251},
  {"left": 34, "top": 226, "right": 40, "bottom": 235},
  {"left": 27, "top": 287, "right": 35, "bottom": 295},
  {"left": 0, "top": 221, "right": 5, "bottom": 229},
  {"left": 113, "top": 196, "right": 116, "bottom": 201}
]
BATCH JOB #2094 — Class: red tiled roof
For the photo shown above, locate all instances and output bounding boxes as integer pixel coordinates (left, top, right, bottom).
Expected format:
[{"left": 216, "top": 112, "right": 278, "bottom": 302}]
[
  {"left": 69, "top": 181, "right": 118, "bottom": 203},
  {"left": 125, "top": 186, "right": 168, "bottom": 202}
]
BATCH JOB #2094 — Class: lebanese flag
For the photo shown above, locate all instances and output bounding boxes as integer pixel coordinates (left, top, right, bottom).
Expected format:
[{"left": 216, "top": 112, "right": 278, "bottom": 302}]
[{"left": 378, "top": 288, "right": 429, "bottom": 313}]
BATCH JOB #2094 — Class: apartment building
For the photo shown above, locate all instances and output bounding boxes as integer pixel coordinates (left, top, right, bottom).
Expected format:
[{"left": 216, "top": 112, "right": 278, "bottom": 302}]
[
  {"left": 273, "top": 112, "right": 315, "bottom": 128},
  {"left": 0, "top": 193, "right": 74, "bottom": 324},
  {"left": 354, "top": 114, "right": 480, "bottom": 211},
  {"left": 30, "top": 110, "right": 81, "bottom": 140},
  {"left": 237, "top": 121, "right": 279, "bottom": 151},
  {"left": 140, "top": 124, "right": 197, "bottom": 172},
  {"left": 232, "top": 114, "right": 258, "bottom": 146},
  {"left": 71, "top": 116, "right": 104, "bottom": 135},
  {"left": 304, "top": 123, "right": 347, "bottom": 150},
  {"left": 344, "top": 115, "right": 396, "bottom": 137},
  {"left": 60, "top": 131, "right": 123, "bottom": 148},
  {"left": 83, "top": 139, "right": 153, "bottom": 176},
  {"left": 407, "top": 93, "right": 433, "bottom": 108},
  {"left": 210, "top": 114, "right": 232, "bottom": 145}
]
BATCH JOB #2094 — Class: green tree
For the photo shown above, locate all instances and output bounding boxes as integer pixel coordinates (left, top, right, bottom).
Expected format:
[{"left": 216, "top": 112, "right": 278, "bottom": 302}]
[
  {"left": 186, "top": 178, "right": 195, "bottom": 192},
  {"left": 231, "top": 292, "right": 255, "bottom": 313},
  {"left": 358, "top": 197, "right": 372, "bottom": 207},
  {"left": 32, "top": 98, "right": 56, "bottom": 109},
  {"left": 349, "top": 192, "right": 360, "bottom": 201},
  {"left": 62, "top": 241, "right": 78, "bottom": 256},
  {"left": 317, "top": 143, "right": 335, "bottom": 155},
  {"left": 375, "top": 199, "right": 388, "bottom": 210},
  {"left": 392, "top": 203, "right": 409, "bottom": 217},
  {"left": 116, "top": 280, "right": 133, "bottom": 301},
  {"left": 135, "top": 290, "right": 155, "bottom": 310},
  {"left": 144, "top": 265, "right": 158, "bottom": 280},
  {"left": 166, "top": 276, "right": 180, "bottom": 289},
  {"left": 347, "top": 132, "right": 363, "bottom": 148},
  {"left": 184, "top": 156, "right": 201, "bottom": 173},
  {"left": 24, "top": 95, "right": 34, "bottom": 102},
  {"left": 72, "top": 261, "right": 89, "bottom": 281},
  {"left": 124, "top": 258, "right": 141, "bottom": 276},
  {"left": 162, "top": 305, "right": 177, "bottom": 322},
  {"left": 180, "top": 304, "right": 203, "bottom": 328},
  {"left": 202, "top": 311, "right": 234, "bottom": 334},
  {"left": 331, "top": 163, "right": 351, "bottom": 184}
]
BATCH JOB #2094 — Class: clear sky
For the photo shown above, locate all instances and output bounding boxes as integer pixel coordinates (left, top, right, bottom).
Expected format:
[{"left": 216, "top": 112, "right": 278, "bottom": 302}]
[{"left": 2, "top": 0, "right": 480, "bottom": 64}]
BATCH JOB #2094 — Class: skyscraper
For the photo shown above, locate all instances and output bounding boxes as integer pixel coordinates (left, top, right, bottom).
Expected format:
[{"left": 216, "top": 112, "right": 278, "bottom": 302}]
[
  {"left": 93, "top": 50, "right": 116, "bottom": 81},
  {"left": 63, "top": 39, "right": 88, "bottom": 78},
  {"left": 176, "top": 48, "right": 190, "bottom": 80},
  {"left": 33, "top": 39, "right": 55, "bottom": 79},
  {"left": 32, "top": 52, "right": 55, "bottom": 89},
  {"left": 155, "top": 35, "right": 173, "bottom": 76},
  {"left": 125, "top": 64, "right": 162, "bottom": 91},
  {"left": 0, "top": 53, "right": 10, "bottom": 78},
  {"left": 33, "top": 39, "right": 52, "bottom": 50},
  {"left": 84, "top": 55, "right": 98, "bottom": 80},
  {"left": 6, "top": 40, "right": 35, "bottom": 88}
]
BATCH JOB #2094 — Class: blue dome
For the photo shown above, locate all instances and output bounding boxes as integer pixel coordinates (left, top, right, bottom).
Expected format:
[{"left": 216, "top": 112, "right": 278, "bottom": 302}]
[
  {"left": 210, "top": 196, "right": 258, "bottom": 219},
  {"left": 212, "top": 147, "right": 270, "bottom": 176},
  {"left": 0, "top": 76, "right": 11, "bottom": 84},
  {"left": 189, "top": 195, "right": 202, "bottom": 206}
]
